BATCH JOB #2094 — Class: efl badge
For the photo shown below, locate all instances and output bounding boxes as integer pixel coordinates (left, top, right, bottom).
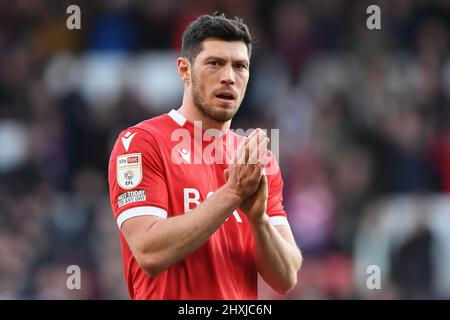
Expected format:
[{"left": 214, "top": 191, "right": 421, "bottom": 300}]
[{"left": 117, "top": 153, "right": 142, "bottom": 190}]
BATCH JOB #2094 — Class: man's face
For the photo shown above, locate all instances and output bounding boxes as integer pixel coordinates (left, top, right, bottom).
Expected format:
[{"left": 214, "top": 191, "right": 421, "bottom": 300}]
[{"left": 189, "top": 39, "right": 250, "bottom": 122}]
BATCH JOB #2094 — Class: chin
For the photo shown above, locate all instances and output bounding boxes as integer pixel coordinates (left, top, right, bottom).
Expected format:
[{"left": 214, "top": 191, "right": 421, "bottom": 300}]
[{"left": 209, "top": 105, "right": 237, "bottom": 122}]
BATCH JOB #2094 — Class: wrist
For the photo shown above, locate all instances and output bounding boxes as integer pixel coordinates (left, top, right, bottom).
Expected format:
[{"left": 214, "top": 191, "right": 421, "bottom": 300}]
[
  {"left": 248, "top": 213, "right": 269, "bottom": 228},
  {"left": 221, "top": 183, "right": 245, "bottom": 207}
]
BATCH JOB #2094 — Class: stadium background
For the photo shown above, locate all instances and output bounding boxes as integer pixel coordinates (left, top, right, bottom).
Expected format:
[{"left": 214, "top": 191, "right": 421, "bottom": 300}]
[{"left": 0, "top": 0, "right": 449, "bottom": 299}]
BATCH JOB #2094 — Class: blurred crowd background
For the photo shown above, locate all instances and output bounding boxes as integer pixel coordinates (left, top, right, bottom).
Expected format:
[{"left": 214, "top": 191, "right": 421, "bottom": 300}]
[{"left": 0, "top": 0, "right": 449, "bottom": 299}]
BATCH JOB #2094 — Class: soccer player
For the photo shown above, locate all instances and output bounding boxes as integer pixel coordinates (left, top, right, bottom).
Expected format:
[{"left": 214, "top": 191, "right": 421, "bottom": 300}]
[{"left": 108, "top": 14, "right": 302, "bottom": 299}]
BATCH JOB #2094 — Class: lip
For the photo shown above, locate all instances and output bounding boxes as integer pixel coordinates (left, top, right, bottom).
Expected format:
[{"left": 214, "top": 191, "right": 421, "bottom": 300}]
[
  {"left": 214, "top": 91, "right": 236, "bottom": 101},
  {"left": 215, "top": 96, "right": 235, "bottom": 103}
]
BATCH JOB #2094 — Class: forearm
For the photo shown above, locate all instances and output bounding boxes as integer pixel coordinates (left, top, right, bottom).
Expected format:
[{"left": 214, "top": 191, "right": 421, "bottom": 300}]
[
  {"left": 139, "top": 185, "right": 242, "bottom": 276},
  {"left": 250, "top": 214, "right": 302, "bottom": 294}
]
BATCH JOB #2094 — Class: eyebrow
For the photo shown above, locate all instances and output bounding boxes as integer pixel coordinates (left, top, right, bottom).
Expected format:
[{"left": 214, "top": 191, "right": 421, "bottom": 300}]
[{"left": 205, "top": 56, "right": 250, "bottom": 66}]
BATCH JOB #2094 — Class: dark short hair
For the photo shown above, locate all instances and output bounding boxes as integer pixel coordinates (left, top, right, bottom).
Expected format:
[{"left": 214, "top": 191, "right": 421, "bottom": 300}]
[{"left": 181, "top": 13, "right": 252, "bottom": 63}]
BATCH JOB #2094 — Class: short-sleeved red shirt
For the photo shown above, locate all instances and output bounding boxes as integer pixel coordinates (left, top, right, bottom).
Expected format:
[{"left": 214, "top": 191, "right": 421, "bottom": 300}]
[{"left": 108, "top": 109, "right": 289, "bottom": 300}]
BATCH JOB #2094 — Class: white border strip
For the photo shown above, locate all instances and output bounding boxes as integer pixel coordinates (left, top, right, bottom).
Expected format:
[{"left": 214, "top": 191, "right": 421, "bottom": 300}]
[
  {"left": 117, "top": 206, "right": 168, "bottom": 229},
  {"left": 168, "top": 109, "right": 186, "bottom": 126},
  {"left": 269, "top": 216, "right": 289, "bottom": 226}
]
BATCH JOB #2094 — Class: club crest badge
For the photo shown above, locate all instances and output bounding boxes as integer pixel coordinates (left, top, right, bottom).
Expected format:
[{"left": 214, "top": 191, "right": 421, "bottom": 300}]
[{"left": 117, "top": 153, "right": 142, "bottom": 190}]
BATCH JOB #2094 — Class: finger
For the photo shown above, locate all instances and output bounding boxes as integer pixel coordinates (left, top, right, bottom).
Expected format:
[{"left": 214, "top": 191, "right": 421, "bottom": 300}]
[
  {"left": 244, "top": 130, "right": 261, "bottom": 164},
  {"left": 224, "top": 137, "right": 239, "bottom": 165},
  {"left": 236, "top": 129, "right": 264, "bottom": 165},
  {"left": 247, "top": 128, "right": 260, "bottom": 141},
  {"left": 257, "top": 136, "right": 269, "bottom": 163},
  {"left": 257, "top": 158, "right": 270, "bottom": 172},
  {"left": 236, "top": 136, "right": 248, "bottom": 165},
  {"left": 223, "top": 168, "right": 229, "bottom": 181},
  {"left": 251, "top": 164, "right": 264, "bottom": 184},
  {"left": 260, "top": 171, "right": 268, "bottom": 191},
  {"left": 247, "top": 132, "right": 260, "bottom": 165},
  {"left": 224, "top": 136, "right": 236, "bottom": 165},
  {"left": 259, "top": 156, "right": 270, "bottom": 167},
  {"left": 247, "top": 128, "right": 264, "bottom": 147},
  {"left": 249, "top": 130, "right": 267, "bottom": 165},
  {"left": 257, "top": 152, "right": 270, "bottom": 173}
]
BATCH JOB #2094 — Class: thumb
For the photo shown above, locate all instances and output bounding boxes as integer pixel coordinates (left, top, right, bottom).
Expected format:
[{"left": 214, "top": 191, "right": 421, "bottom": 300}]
[
  {"left": 224, "top": 168, "right": 230, "bottom": 181},
  {"left": 260, "top": 171, "right": 268, "bottom": 192}
]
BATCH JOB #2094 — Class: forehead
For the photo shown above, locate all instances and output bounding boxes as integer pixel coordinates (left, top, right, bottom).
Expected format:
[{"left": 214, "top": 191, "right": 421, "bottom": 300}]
[{"left": 196, "top": 39, "right": 249, "bottom": 62}]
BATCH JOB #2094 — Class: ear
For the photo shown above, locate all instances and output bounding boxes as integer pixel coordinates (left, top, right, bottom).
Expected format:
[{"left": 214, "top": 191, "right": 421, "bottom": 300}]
[{"left": 177, "top": 57, "right": 191, "bottom": 85}]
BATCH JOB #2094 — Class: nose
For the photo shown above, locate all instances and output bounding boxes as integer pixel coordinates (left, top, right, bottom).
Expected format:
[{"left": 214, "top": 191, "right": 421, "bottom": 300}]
[{"left": 220, "top": 64, "right": 235, "bottom": 86}]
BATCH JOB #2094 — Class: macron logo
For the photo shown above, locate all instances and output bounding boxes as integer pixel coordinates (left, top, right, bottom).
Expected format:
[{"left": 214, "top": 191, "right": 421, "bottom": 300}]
[
  {"left": 122, "top": 132, "right": 137, "bottom": 152},
  {"left": 178, "top": 148, "right": 191, "bottom": 164}
]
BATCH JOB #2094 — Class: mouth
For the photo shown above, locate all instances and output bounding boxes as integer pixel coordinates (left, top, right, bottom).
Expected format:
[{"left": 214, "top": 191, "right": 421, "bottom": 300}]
[{"left": 215, "top": 91, "right": 236, "bottom": 102}]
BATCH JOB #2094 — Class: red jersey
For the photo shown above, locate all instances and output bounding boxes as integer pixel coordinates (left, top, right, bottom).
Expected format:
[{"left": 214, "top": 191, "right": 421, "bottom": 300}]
[{"left": 108, "top": 109, "right": 289, "bottom": 300}]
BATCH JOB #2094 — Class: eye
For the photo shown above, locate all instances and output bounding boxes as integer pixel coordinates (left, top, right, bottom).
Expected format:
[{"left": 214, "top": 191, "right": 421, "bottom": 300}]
[
  {"left": 209, "top": 60, "right": 221, "bottom": 66},
  {"left": 234, "top": 63, "right": 247, "bottom": 71}
]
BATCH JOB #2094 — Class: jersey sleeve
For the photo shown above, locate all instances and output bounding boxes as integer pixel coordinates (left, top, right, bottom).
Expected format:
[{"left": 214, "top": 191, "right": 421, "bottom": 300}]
[
  {"left": 108, "top": 128, "right": 169, "bottom": 229},
  {"left": 265, "top": 152, "right": 290, "bottom": 227}
]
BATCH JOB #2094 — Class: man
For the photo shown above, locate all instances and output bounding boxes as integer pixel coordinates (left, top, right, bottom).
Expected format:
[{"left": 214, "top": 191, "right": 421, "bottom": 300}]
[{"left": 108, "top": 14, "right": 302, "bottom": 300}]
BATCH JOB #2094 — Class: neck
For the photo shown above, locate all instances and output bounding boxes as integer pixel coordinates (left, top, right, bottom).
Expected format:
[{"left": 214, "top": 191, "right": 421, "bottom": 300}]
[{"left": 178, "top": 101, "right": 231, "bottom": 134}]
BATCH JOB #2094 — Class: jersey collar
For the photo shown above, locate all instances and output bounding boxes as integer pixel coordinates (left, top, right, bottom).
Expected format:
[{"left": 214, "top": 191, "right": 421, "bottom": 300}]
[{"left": 168, "top": 109, "right": 186, "bottom": 127}]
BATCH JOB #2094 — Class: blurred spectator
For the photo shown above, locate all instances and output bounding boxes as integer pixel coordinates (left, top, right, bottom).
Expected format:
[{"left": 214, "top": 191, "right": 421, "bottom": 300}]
[{"left": 391, "top": 224, "right": 435, "bottom": 299}]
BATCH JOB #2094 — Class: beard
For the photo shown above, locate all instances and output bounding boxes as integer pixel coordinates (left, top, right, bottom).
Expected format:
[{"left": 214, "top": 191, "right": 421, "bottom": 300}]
[{"left": 191, "top": 74, "right": 240, "bottom": 123}]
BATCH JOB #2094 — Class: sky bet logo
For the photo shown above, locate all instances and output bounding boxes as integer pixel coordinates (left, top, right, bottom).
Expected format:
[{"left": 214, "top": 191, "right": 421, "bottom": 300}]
[{"left": 127, "top": 156, "right": 139, "bottom": 164}]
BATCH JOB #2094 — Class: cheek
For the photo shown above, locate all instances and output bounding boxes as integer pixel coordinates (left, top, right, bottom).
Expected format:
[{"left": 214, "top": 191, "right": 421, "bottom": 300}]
[
  {"left": 201, "top": 74, "right": 217, "bottom": 94},
  {"left": 193, "top": 77, "right": 211, "bottom": 99},
  {"left": 237, "top": 74, "right": 249, "bottom": 92}
]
